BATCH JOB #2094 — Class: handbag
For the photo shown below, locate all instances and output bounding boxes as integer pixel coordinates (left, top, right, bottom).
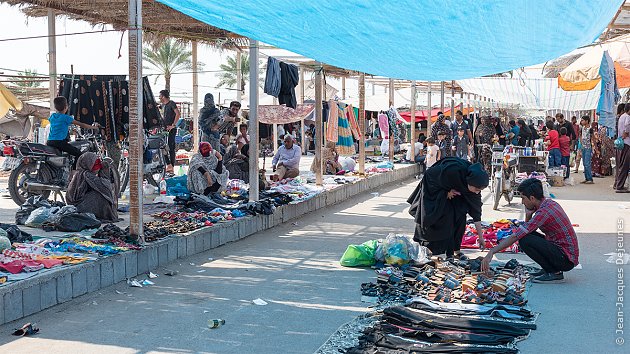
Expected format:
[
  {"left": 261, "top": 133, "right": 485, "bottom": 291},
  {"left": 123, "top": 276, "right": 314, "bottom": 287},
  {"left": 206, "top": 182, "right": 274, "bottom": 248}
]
[{"left": 615, "top": 137, "right": 625, "bottom": 150}]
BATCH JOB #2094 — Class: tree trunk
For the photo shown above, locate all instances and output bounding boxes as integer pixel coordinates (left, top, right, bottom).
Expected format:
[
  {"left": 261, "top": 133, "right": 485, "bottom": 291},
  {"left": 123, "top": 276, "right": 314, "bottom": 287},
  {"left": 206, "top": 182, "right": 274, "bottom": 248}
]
[{"left": 165, "top": 74, "right": 171, "bottom": 92}]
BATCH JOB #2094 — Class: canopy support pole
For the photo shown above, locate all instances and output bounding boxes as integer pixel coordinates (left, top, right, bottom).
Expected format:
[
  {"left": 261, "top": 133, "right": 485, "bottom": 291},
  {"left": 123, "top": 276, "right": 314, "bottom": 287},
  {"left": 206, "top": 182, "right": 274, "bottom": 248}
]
[
  {"left": 410, "top": 81, "right": 416, "bottom": 160},
  {"left": 236, "top": 51, "right": 242, "bottom": 103},
  {"left": 273, "top": 124, "right": 278, "bottom": 153},
  {"left": 440, "top": 81, "right": 445, "bottom": 114},
  {"left": 248, "top": 39, "right": 259, "bottom": 202},
  {"left": 388, "top": 78, "right": 394, "bottom": 161},
  {"left": 192, "top": 41, "right": 199, "bottom": 152},
  {"left": 47, "top": 9, "right": 56, "bottom": 112},
  {"left": 128, "top": 0, "right": 143, "bottom": 242},
  {"left": 342, "top": 77, "right": 346, "bottom": 100},
  {"left": 359, "top": 73, "right": 366, "bottom": 175},
  {"left": 299, "top": 69, "right": 305, "bottom": 154},
  {"left": 427, "top": 81, "right": 432, "bottom": 137},
  {"left": 315, "top": 65, "right": 323, "bottom": 185},
  {"left": 451, "top": 80, "right": 455, "bottom": 120}
]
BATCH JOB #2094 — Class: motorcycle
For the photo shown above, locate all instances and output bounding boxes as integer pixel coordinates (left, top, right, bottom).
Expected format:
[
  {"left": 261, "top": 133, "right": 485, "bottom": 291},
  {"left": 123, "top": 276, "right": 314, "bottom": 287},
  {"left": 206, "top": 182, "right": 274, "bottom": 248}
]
[
  {"left": 4, "top": 129, "right": 120, "bottom": 206},
  {"left": 117, "top": 131, "right": 169, "bottom": 194}
]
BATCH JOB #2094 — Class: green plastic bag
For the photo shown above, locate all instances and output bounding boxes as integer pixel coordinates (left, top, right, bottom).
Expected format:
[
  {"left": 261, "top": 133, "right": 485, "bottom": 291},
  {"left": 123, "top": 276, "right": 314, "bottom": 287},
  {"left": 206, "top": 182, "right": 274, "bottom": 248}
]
[{"left": 340, "top": 240, "right": 378, "bottom": 267}]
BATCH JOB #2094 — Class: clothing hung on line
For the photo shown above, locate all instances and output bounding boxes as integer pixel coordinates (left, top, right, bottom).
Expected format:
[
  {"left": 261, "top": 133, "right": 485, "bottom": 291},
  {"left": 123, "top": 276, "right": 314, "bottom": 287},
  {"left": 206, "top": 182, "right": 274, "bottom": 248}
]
[
  {"left": 378, "top": 113, "right": 389, "bottom": 139},
  {"left": 264, "top": 56, "right": 281, "bottom": 97},
  {"left": 278, "top": 62, "right": 299, "bottom": 109}
]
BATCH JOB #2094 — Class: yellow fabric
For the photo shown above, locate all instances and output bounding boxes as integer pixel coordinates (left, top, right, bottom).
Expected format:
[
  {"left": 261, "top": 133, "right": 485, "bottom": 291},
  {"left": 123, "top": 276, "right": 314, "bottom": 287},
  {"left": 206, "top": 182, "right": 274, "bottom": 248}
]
[
  {"left": 0, "top": 82, "right": 23, "bottom": 117},
  {"left": 557, "top": 75, "right": 600, "bottom": 91}
]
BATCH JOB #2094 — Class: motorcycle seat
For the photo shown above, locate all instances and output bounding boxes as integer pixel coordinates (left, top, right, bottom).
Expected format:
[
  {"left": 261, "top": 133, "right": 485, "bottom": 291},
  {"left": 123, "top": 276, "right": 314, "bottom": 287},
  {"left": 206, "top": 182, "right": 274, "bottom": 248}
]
[{"left": 20, "top": 143, "right": 60, "bottom": 156}]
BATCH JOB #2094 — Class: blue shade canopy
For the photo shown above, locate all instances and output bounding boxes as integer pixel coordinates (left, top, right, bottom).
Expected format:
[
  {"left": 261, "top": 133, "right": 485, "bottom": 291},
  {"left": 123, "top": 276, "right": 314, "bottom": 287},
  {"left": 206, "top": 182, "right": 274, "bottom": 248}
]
[{"left": 157, "top": 0, "right": 623, "bottom": 81}]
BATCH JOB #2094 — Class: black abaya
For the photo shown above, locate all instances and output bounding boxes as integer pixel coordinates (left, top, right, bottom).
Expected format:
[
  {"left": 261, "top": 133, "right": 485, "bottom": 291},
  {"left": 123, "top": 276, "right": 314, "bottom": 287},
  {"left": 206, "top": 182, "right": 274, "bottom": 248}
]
[{"left": 407, "top": 158, "right": 484, "bottom": 257}]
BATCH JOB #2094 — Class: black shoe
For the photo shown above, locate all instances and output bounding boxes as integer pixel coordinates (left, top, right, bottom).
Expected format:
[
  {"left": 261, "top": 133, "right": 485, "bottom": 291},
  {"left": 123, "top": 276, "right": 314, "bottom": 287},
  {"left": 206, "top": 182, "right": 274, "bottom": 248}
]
[
  {"left": 532, "top": 272, "right": 565, "bottom": 283},
  {"left": 530, "top": 269, "right": 545, "bottom": 277}
]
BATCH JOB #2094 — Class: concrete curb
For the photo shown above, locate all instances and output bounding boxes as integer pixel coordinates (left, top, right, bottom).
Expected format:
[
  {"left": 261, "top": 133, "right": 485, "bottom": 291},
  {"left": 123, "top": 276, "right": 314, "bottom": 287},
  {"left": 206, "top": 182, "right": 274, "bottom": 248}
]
[{"left": 0, "top": 164, "right": 419, "bottom": 325}]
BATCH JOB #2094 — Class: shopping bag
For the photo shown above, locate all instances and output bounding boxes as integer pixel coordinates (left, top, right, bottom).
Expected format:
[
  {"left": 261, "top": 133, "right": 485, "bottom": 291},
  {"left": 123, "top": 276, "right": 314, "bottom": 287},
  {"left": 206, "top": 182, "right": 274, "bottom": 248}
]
[{"left": 340, "top": 240, "right": 379, "bottom": 267}]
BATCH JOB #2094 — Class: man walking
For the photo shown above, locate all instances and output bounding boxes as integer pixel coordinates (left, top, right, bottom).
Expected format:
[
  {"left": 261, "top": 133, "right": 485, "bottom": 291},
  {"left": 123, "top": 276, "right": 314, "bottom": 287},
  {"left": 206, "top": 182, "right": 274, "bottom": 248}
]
[
  {"left": 451, "top": 110, "right": 473, "bottom": 144},
  {"left": 554, "top": 113, "right": 576, "bottom": 145},
  {"left": 615, "top": 104, "right": 630, "bottom": 192},
  {"left": 159, "top": 90, "right": 180, "bottom": 174}
]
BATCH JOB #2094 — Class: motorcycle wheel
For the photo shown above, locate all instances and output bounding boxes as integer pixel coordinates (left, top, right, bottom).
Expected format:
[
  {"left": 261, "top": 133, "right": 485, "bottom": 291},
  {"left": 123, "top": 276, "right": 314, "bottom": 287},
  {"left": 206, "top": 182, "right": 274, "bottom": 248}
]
[
  {"left": 8, "top": 162, "right": 52, "bottom": 206},
  {"left": 493, "top": 175, "right": 503, "bottom": 210},
  {"left": 145, "top": 169, "right": 166, "bottom": 188}
]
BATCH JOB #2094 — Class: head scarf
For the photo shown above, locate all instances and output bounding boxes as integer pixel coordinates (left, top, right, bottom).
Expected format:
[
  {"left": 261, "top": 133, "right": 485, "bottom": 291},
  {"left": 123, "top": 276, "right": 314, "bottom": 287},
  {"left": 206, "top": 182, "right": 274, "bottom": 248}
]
[
  {"left": 476, "top": 116, "right": 496, "bottom": 145},
  {"left": 199, "top": 93, "right": 220, "bottom": 136},
  {"left": 67, "top": 152, "right": 115, "bottom": 210},
  {"left": 431, "top": 114, "right": 453, "bottom": 154},
  {"left": 466, "top": 163, "right": 489, "bottom": 189},
  {"left": 199, "top": 142, "right": 212, "bottom": 157},
  {"left": 188, "top": 147, "right": 229, "bottom": 194}
]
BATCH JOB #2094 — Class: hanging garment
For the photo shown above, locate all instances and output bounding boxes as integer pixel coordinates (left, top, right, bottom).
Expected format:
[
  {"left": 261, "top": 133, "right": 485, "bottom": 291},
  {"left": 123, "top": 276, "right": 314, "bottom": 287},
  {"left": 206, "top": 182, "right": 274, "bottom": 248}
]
[
  {"left": 257, "top": 104, "right": 314, "bottom": 124},
  {"left": 278, "top": 62, "right": 299, "bottom": 109},
  {"left": 386, "top": 107, "right": 399, "bottom": 142},
  {"left": 378, "top": 113, "right": 389, "bottom": 139},
  {"left": 336, "top": 103, "right": 355, "bottom": 155},
  {"left": 264, "top": 56, "right": 281, "bottom": 97},
  {"left": 326, "top": 100, "right": 339, "bottom": 143},
  {"left": 346, "top": 104, "right": 361, "bottom": 140}
]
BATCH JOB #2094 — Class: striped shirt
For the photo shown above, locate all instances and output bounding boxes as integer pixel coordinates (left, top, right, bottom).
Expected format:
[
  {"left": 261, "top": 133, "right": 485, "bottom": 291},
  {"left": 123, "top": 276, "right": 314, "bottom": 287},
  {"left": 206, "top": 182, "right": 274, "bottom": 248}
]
[{"left": 513, "top": 198, "right": 579, "bottom": 265}]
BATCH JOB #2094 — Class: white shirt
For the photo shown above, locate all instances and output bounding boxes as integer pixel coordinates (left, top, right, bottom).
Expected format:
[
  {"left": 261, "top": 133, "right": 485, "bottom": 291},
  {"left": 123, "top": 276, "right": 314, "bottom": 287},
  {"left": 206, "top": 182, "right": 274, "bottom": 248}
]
[
  {"left": 619, "top": 113, "right": 630, "bottom": 146},
  {"left": 426, "top": 145, "right": 440, "bottom": 168},
  {"left": 236, "top": 133, "right": 250, "bottom": 145},
  {"left": 277, "top": 125, "right": 286, "bottom": 138},
  {"left": 405, "top": 142, "right": 424, "bottom": 161}
]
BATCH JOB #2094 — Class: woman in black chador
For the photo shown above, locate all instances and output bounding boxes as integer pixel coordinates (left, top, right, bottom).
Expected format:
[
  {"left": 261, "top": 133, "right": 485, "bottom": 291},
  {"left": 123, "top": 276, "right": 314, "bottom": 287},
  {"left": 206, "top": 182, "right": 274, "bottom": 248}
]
[{"left": 407, "top": 157, "right": 489, "bottom": 259}]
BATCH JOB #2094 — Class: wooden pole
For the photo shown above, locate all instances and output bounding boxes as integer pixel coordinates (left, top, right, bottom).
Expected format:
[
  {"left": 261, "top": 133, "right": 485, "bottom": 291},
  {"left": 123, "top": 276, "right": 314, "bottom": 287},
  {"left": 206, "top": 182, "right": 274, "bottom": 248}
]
[
  {"left": 192, "top": 41, "right": 199, "bottom": 152},
  {"left": 248, "top": 39, "right": 259, "bottom": 202},
  {"left": 341, "top": 76, "right": 346, "bottom": 100},
  {"left": 128, "top": 0, "right": 143, "bottom": 241},
  {"left": 300, "top": 69, "right": 305, "bottom": 154},
  {"left": 315, "top": 66, "right": 323, "bottom": 185},
  {"left": 388, "top": 78, "right": 395, "bottom": 161},
  {"left": 47, "top": 9, "right": 56, "bottom": 112},
  {"left": 236, "top": 51, "right": 242, "bottom": 103},
  {"left": 427, "top": 81, "right": 432, "bottom": 137},
  {"left": 440, "top": 81, "right": 445, "bottom": 114},
  {"left": 410, "top": 81, "right": 416, "bottom": 160},
  {"left": 273, "top": 123, "right": 279, "bottom": 153},
  {"left": 451, "top": 80, "right": 455, "bottom": 120},
  {"left": 359, "top": 73, "right": 366, "bottom": 174}
]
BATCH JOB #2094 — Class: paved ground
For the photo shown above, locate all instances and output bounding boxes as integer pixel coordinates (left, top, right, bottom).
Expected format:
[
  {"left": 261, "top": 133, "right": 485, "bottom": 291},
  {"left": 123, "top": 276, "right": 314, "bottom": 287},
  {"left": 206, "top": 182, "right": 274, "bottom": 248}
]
[{"left": 0, "top": 169, "right": 628, "bottom": 353}]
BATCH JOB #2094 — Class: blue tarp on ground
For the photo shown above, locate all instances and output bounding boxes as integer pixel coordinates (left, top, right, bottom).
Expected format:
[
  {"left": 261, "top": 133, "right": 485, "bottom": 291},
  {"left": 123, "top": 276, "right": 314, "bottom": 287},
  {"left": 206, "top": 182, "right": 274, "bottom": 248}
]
[{"left": 157, "top": 0, "right": 623, "bottom": 80}]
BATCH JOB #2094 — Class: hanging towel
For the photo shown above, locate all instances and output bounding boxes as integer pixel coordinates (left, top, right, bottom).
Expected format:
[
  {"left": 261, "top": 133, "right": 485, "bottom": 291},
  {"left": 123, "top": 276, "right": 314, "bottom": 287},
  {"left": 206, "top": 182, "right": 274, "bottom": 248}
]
[
  {"left": 378, "top": 113, "right": 389, "bottom": 139},
  {"left": 264, "top": 56, "right": 281, "bottom": 97},
  {"left": 346, "top": 104, "right": 361, "bottom": 140},
  {"left": 336, "top": 102, "right": 355, "bottom": 155},
  {"left": 278, "top": 62, "right": 299, "bottom": 109},
  {"left": 326, "top": 100, "right": 339, "bottom": 143}
]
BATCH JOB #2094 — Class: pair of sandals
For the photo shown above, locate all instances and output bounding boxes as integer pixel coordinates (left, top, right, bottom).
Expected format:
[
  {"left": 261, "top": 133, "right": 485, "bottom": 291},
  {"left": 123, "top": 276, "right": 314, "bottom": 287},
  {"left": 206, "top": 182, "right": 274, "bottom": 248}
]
[{"left": 12, "top": 323, "right": 39, "bottom": 336}]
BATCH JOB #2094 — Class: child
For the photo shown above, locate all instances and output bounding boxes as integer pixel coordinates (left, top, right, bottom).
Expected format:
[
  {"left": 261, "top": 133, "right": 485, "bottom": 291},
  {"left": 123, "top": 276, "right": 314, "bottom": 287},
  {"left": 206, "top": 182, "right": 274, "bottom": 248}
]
[
  {"left": 544, "top": 120, "right": 561, "bottom": 167},
  {"left": 425, "top": 137, "right": 440, "bottom": 168},
  {"left": 452, "top": 127, "right": 470, "bottom": 160},
  {"left": 558, "top": 127, "right": 571, "bottom": 179},
  {"left": 436, "top": 132, "right": 447, "bottom": 160},
  {"left": 46, "top": 96, "right": 100, "bottom": 165}
]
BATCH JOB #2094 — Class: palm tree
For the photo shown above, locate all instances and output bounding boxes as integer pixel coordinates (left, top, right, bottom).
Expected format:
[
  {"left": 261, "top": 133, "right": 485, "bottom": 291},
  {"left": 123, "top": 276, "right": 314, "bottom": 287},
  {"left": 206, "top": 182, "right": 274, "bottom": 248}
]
[
  {"left": 216, "top": 53, "right": 249, "bottom": 92},
  {"left": 143, "top": 39, "right": 201, "bottom": 92},
  {"left": 14, "top": 69, "right": 43, "bottom": 88}
]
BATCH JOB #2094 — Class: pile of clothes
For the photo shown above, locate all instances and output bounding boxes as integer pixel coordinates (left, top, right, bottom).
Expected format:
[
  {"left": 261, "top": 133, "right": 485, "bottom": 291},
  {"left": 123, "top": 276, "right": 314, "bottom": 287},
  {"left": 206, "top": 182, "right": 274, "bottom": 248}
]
[
  {"left": 461, "top": 219, "right": 522, "bottom": 253},
  {"left": 16, "top": 196, "right": 101, "bottom": 232},
  {"left": 267, "top": 178, "right": 323, "bottom": 203},
  {"left": 515, "top": 171, "right": 547, "bottom": 184},
  {"left": 345, "top": 258, "right": 537, "bottom": 353}
]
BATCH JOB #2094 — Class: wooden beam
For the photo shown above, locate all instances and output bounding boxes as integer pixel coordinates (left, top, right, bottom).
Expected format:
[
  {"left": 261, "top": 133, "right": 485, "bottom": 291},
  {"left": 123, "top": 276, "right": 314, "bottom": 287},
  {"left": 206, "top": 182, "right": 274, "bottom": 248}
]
[
  {"left": 248, "top": 39, "right": 259, "bottom": 202},
  {"left": 192, "top": 40, "right": 199, "bottom": 152},
  {"left": 389, "top": 78, "right": 395, "bottom": 161},
  {"left": 315, "top": 66, "right": 323, "bottom": 185},
  {"left": 128, "top": 0, "right": 143, "bottom": 242},
  {"left": 47, "top": 9, "right": 56, "bottom": 113},
  {"left": 410, "top": 81, "right": 416, "bottom": 161},
  {"left": 359, "top": 73, "right": 366, "bottom": 174}
]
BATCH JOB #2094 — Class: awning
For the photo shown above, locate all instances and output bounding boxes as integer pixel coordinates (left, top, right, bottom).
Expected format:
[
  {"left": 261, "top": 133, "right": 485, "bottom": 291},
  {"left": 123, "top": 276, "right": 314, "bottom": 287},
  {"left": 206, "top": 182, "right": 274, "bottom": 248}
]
[
  {"left": 0, "top": 83, "right": 23, "bottom": 118},
  {"left": 399, "top": 107, "right": 476, "bottom": 123},
  {"left": 157, "top": 0, "right": 623, "bottom": 80}
]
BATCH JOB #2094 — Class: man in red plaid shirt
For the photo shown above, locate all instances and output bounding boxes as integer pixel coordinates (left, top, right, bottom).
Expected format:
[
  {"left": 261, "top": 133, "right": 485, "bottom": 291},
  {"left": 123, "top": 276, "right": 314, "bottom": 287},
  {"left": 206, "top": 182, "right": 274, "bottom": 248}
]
[{"left": 481, "top": 178, "right": 579, "bottom": 283}]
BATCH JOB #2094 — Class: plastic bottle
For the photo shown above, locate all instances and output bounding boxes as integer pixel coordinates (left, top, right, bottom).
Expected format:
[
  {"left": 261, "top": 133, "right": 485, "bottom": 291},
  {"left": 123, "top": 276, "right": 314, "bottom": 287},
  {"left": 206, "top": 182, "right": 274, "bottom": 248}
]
[
  {"left": 160, "top": 179, "right": 167, "bottom": 195},
  {"left": 208, "top": 319, "right": 225, "bottom": 329},
  {"left": 178, "top": 165, "right": 185, "bottom": 176}
]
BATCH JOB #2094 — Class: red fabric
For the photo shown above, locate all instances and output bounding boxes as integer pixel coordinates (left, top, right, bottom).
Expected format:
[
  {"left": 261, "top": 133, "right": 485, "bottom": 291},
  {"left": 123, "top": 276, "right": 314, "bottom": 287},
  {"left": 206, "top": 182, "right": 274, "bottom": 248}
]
[
  {"left": 0, "top": 260, "right": 24, "bottom": 274},
  {"left": 512, "top": 198, "right": 579, "bottom": 265},
  {"left": 545, "top": 130, "right": 560, "bottom": 150},
  {"left": 559, "top": 136, "right": 571, "bottom": 156}
]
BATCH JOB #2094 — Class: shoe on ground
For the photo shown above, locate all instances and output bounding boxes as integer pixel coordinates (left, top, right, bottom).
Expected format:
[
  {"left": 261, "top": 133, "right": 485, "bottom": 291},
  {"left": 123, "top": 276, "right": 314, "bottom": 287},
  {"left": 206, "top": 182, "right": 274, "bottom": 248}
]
[
  {"left": 530, "top": 269, "right": 545, "bottom": 277},
  {"left": 580, "top": 180, "right": 594, "bottom": 184},
  {"left": 616, "top": 189, "right": 630, "bottom": 193},
  {"left": 532, "top": 272, "right": 565, "bottom": 283}
]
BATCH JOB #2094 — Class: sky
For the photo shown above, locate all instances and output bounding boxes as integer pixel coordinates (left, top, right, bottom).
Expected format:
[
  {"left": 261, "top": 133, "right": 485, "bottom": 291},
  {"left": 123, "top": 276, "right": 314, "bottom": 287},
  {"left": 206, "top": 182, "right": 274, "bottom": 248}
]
[{"left": 0, "top": 3, "right": 569, "bottom": 111}]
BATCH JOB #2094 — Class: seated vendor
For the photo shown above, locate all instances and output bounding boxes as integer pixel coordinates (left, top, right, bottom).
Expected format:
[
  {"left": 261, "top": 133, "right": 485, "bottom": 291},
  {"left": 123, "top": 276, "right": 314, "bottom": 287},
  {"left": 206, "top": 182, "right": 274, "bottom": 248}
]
[
  {"left": 66, "top": 152, "right": 119, "bottom": 222},
  {"left": 187, "top": 142, "right": 229, "bottom": 195},
  {"left": 405, "top": 141, "right": 425, "bottom": 163},
  {"left": 481, "top": 178, "right": 579, "bottom": 283},
  {"left": 311, "top": 141, "right": 343, "bottom": 175},
  {"left": 225, "top": 143, "right": 250, "bottom": 183},
  {"left": 272, "top": 135, "right": 301, "bottom": 181}
]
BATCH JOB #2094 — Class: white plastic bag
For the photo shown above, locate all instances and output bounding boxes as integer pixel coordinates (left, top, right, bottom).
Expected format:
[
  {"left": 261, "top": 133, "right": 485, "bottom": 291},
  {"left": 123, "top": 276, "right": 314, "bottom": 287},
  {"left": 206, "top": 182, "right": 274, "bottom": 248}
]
[
  {"left": 375, "top": 234, "right": 431, "bottom": 265},
  {"left": 25, "top": 206, "right": 52, "bottom": 227}
]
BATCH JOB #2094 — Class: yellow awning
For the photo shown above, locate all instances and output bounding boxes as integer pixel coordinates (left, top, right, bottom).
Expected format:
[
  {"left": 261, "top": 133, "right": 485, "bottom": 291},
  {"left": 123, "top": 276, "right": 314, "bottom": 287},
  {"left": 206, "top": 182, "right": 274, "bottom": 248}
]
[{"left": 0, "top": 83, "right": 23, "bottom": 117}]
